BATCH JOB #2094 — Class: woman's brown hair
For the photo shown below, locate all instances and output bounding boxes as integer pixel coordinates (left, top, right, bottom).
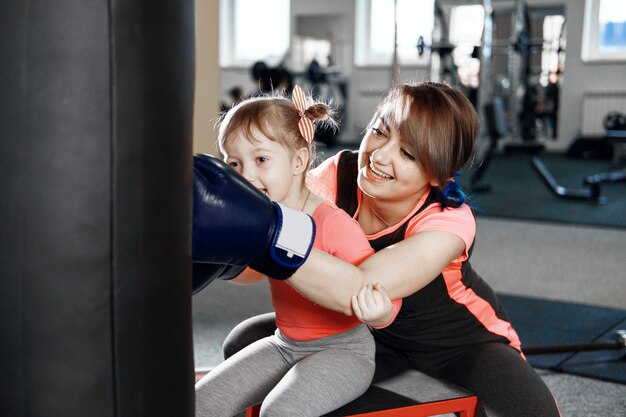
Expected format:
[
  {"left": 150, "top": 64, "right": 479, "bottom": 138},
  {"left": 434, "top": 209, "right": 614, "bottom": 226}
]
[{"left": 372, "top": 82, "right": 478, "bottom": 189}]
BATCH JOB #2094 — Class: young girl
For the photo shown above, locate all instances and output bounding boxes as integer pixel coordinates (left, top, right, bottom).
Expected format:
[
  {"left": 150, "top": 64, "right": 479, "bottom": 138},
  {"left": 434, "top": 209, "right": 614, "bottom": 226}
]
[
  {"left": 222, "top": 82, "right": 562, "bottom": 417},
  {"left": 194, "top": 85, "right": 401, "bottom": 417}
]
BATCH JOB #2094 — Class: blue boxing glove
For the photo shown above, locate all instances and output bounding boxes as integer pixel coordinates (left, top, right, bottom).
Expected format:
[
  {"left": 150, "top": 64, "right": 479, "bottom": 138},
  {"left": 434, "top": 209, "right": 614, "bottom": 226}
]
[
  {"left": 192, "top": 263, "right": 246, "bottom": 294},
  {"left": 192, "top": 154, "right": 315, "bottom": 280}
]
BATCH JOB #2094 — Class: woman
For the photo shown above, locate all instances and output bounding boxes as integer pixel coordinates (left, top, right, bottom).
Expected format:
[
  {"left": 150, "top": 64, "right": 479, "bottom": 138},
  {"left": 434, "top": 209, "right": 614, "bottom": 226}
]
[{"left": 222, "top": 82, "right": 561, "bottom": 417}]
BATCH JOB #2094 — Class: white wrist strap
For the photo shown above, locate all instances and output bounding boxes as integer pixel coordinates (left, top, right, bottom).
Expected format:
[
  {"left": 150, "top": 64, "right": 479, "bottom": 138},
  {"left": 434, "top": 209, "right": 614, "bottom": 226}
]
[{"left": 274, "top": 202, "right": 314, "bottom": 261}]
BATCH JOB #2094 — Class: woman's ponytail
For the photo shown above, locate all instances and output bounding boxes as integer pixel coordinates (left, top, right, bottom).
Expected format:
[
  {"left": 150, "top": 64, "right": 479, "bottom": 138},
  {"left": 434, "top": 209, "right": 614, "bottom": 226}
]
[{"left": 440, "top": 180, "right": 466, "bottom": 209}]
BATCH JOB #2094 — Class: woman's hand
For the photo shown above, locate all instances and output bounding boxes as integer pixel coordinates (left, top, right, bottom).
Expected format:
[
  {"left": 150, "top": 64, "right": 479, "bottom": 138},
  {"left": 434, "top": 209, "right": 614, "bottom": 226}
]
[{"left": 351, "top": 282, "right": 393, "bottom": 328}]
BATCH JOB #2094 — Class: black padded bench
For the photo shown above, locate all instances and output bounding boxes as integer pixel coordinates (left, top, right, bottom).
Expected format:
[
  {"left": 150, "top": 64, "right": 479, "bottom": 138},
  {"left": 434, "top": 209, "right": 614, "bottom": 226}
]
[{"left": 244, "top": 370, "right": 477, "bottom": 417}]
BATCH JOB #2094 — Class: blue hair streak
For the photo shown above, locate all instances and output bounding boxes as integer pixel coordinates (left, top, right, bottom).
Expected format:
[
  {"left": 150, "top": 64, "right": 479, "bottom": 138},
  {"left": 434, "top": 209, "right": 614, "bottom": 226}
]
[{"left": 440, "top": 180, "right": 466, "bottom": 209}]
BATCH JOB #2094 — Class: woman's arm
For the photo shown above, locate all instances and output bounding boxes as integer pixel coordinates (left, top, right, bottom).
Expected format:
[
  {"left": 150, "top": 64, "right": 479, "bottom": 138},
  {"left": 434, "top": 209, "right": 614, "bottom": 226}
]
[{"left": 287, "top": 230, "right": 465, "bottom": 315}]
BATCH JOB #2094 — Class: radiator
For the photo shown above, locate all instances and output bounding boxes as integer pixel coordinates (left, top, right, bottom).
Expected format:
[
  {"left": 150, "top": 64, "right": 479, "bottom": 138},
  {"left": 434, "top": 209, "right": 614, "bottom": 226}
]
[{"left": 581, "top": 91, "right": 626, "bottom": 135}]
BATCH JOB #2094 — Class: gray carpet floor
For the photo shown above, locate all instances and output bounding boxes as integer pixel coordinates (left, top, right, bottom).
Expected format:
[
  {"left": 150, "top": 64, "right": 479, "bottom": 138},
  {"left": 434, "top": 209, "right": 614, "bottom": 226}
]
[
  {"left": 464, "top": 152, "right": 626, "bottom": 229},
  {"left": 192, "top": 217, "right": 626, "bottom": 416}
]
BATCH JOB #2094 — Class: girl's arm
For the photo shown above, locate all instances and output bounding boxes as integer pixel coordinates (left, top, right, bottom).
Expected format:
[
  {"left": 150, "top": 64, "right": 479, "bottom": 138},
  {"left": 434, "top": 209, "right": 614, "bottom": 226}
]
[{"left": 287, "top": 230, "right": 465, "bottom": 315}]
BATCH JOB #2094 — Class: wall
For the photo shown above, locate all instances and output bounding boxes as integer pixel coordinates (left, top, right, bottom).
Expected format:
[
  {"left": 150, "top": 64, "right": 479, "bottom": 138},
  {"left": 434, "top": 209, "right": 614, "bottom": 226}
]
[
  {"left": 194, "top": 0, "right": 220, "bottom": 156},
  {"left": 218, "top": 0, "right": 626, "bottom": 151},
  {"left": 556, "top": 0, "right": 626, "bottom": 151}
]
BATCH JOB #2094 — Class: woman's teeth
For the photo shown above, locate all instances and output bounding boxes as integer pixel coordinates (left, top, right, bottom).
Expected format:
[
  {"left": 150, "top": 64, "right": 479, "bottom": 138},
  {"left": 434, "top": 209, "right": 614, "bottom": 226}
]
[{"left": 369, "top": 162, "right": 393, "bottom": 180}]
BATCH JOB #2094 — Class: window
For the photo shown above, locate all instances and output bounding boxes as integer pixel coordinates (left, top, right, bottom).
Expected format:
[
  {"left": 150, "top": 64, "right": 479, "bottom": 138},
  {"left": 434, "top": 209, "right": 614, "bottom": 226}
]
[
  {"left": 582, "top": 0, "right": 626, "bottom": 62},
  {"left": 219, "top": 0, "right": 290, "bottom": 67},
  {"left": 355, "top": 0, "right": 435, "bottom": 66},
  {"left": 449, "top": 5, "right": 485, "bottom": 88},
  {"left": 291, "top": 37, "right": 332, "bottom": 71},
  {"left": 449, "top": 5, "right": 484, "bottom": 46}
]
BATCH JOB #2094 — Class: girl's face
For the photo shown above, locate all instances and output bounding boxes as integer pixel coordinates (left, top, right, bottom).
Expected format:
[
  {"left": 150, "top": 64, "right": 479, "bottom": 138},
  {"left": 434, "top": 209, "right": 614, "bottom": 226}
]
[
  {"left": 222, "top": 129, "right": 298, "bottom": 203},
  {"left": 357, "top": 116, "right": 433, "bottom": 203}
]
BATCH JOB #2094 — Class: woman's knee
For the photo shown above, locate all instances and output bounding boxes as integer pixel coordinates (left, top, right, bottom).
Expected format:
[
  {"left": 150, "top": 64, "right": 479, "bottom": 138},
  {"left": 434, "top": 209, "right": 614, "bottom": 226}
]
[
  {"left": 441, "top": 343, "right": 560, "bottom": 417},
  {"left": 259, "top": 400, "right": 296, "bottom": 417},
  {"left": 259, "top": 394, "right": 333, "bottom": 417},
  {"left": 222, "top": 312, "right": 276, "bottom": 359}
]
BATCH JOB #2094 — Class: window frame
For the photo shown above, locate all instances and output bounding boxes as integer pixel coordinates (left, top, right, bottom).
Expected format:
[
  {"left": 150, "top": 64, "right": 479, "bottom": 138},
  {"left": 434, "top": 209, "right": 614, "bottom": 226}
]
[
  {"left": 219, "top": 0, "right": 291, "bottom": 68},
  {"left": 354, "top": 0, "right": 433, "bottom": 67},
  {"left": 582, "top": 0, "right": 626, "bottom": 62}
]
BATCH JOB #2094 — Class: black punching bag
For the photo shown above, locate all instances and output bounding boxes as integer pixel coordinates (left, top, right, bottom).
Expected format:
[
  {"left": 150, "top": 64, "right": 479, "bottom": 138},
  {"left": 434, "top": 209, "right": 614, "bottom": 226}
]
[{"left": 0, "top": 1, "right": 195, "bottom": 416}]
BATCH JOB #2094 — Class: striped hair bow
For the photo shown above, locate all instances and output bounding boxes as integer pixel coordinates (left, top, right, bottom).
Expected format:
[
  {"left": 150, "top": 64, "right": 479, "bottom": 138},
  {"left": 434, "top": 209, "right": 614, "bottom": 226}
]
[{"left": 292, "top": 84, "right": 315, "bottom": 143}]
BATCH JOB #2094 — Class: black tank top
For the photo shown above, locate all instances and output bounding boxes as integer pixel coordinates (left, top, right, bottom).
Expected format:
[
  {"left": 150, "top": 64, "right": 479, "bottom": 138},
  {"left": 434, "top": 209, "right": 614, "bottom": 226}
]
[{"left": 335, "top": 150, "right": 518, "bottom": 352}]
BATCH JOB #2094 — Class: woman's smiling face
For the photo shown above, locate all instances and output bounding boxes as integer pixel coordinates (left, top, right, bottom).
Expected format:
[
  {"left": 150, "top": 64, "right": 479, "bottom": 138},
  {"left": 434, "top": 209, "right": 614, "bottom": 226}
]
[{"left": 357, "top": 116, "right": 433, "bottom": 203}]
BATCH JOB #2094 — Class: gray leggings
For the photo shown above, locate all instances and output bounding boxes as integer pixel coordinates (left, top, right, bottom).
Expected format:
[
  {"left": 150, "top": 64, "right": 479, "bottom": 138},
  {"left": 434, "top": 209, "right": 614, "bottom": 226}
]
[{"left": 195, "top": 324, "right": 375, "bottom": 417}]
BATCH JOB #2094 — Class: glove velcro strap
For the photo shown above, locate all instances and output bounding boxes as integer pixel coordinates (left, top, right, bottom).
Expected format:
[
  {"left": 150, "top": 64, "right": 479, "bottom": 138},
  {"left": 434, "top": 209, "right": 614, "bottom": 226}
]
[
  {"left": 250, "top": 203, "right": 316, "bottom": 280},
  {"left": 270, "top": 202, "right": 315, "bottom": 270}
]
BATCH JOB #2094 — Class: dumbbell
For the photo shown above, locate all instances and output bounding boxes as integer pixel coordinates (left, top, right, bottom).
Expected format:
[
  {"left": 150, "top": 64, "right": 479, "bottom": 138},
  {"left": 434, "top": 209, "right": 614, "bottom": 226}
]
[
  {"left": 603, "top": 111, "right": 626, "bottom": 131},
  {"left": 416, "top": 36, "right": 455, "bottom": 57}
]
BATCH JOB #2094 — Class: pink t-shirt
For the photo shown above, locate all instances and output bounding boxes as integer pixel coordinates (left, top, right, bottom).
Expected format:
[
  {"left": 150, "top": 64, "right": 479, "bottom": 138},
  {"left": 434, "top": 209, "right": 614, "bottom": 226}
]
[
  {"left": 270, "top": 200, "right": 401, "bottom": 341},
  {"left": 307, "top": 152, "right": 522, "bottom": 353},
  {"left": 307, "top": 153, "right": 475, "bottom": 259}
]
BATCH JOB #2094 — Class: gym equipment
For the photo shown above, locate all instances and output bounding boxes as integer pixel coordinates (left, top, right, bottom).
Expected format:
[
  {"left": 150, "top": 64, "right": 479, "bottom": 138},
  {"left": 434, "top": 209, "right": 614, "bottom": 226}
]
[
  {"left": 585, "top": 109, "right": 626, "bottom": 184},
  {"left": 584, "top": 169, "right": 626, "bottom": 186},
  {"left": 468, "top": 96, "right": 506, "bottom": 193},
  {"left": 476, "top": 0, "right": 565, "bottom": 147},
  {"left": 488, "top": 1, "right": 607, "bottom": 204},
  {"left": 499, "top": 294, "right": 626, "bottom": 384},
  {"left": 466, "top": 85, "right": 605, "bottom": 204},
  {"left": 1, "top": 1, "right": 195, "bottom": 416},
  {"left": 579, "top": 111, "right": 626, "bottom": 186},
  {"left": 416, "top": 1, "right": 464, "bottom": 91},
  {"left": 531, "top": 156, "right": 606, "bottom": 203},
  {"left": 242, "top": 370, "right": 477, "bottom": 417},
  {"left": 603, "top": 111, "right": 626, "bottom": 132},
  {"left": 524, "top": 330, "right": 626, "bottom": 355},
  {"left": 251, "top": 61, "right": 293, "bottom": 94},
  {"left": 416, "top": 36, "right": 459, "bottom": 86},
  {"left": 477, "top": 0, "right": 494, "bottom": 127},
  {"left": 420, "top": 1, "right": 488, "bottom": 188}
]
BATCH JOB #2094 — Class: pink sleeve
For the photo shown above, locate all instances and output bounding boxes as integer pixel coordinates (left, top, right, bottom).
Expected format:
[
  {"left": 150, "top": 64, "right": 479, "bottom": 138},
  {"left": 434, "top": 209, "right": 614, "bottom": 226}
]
[
  {"left": 321, "top": 207, "right": 374, "bottom": 266},
  {"left": 306, "top": 153, "right": 340, "bottom": 202},
  {"left": 318, "top": 203, "right": 401, "bottom": 329},
  {"left": 405, "top": 204, "right": 476, "bottom": 261}
]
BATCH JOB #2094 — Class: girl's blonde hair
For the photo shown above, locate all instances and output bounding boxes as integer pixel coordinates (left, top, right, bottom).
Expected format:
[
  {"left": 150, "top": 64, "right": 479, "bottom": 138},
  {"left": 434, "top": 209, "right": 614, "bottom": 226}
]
[
  {"left": 218, "top": 91, "right": 336, "bottom": 169},
  {"left": 371, "top": 82, "right": 478, "bottom": 189}
]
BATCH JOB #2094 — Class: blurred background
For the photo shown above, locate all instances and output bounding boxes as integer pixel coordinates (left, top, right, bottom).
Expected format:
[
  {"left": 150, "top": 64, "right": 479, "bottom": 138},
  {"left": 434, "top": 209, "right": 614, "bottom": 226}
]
[{"left": 193, "top": 1, "right": 626, "bottom": 415}]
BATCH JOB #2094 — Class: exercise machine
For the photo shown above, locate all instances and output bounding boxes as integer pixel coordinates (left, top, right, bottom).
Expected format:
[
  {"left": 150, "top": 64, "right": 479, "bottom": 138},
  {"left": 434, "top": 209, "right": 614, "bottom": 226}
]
[
  {"left": 582, "top": 111, "right": 626, "bottom": 187},
  {"left": 531, "top": 110, "right": 626, "bottom": 204},
  {"left": 468, "top": 97, "right": 506, "bottom": 193},
  {"left": 525, "top": 330, "right": 626, "bottom": 355},
  {"left": 482, "top": 0, "right": 613, "bottom": 203}
]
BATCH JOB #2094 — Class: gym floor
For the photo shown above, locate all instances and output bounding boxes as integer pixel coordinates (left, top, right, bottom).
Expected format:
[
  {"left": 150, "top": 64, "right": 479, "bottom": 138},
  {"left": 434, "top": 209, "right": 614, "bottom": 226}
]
[{"left": 193, "top": 148, "right": 626, "bottom": 417}]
